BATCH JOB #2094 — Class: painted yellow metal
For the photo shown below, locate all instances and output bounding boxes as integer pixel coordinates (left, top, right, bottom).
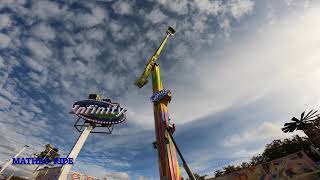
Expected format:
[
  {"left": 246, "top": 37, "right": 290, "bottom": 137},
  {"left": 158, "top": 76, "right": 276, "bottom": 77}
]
[{"left": 135, "top": 33, "right": 171, "bottom": 88}]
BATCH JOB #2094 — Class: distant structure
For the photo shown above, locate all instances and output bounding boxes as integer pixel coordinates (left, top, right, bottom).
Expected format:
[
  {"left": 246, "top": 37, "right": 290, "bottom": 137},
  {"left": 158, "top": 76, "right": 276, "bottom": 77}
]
[
  {"left": 58, "top": 94, "right": 126, "bottom": 179},
  {"left": 34, "top": 166, "right": 99, "bottom": 180},
  {"left": 31, "top": 144, "right": 60, "bottom": 179},
  {"left": 207, "top": 151, "right": 319, "bottom": 180},
  {"left": 0, "top": 145, "right": 28, "bottom": 177}
]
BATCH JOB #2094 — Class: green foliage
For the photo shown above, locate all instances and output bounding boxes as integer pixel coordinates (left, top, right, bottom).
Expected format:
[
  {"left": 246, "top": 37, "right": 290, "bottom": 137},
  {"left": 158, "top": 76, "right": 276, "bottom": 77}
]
[
  {"left": 213, "top": 135, "right": 320, "bottom": 177},
  {"left": 193, "top": 173, "right": 207, "bottom": 180},
  {"left": 249, "top": 154, "right": 267, "bottom": 166},
  {"left": 33, "top": 144, "right": 60, "bottom": 163},
  {"left": 222, "top": 165, "right": 240, "bottom": 174},
  {"left": 258, "top": 135, "right": 320, "bottom": 163},
  {"left": 214, "top": 169, "right": 223, "bottom": 177}
]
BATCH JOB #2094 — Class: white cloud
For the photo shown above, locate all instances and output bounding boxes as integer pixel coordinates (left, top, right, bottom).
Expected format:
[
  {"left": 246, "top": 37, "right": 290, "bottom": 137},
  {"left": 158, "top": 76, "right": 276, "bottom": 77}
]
[
  {"left": 0, "top": 0, "right": 27, "bottom": 16},
  {"left": 26, "top": 39, "right": 52, "bottom": 59},
  {"left": 112, "top": 1, "right": 133, "bottom": 15},
  {"left": 0, "top": 104, "right": 51, "bottom": 176},
  {"left": 28, "top": 103, "right": 42, "bottom": 114},
  {"left": 0, "top": 87, "right": 18, "bottom": 103},
  {"left": 0, "top": 33, "right": 11, "bottom": 48},
  {"left": 63, "top": 46, "right": 76, "bottom": 61},
  {"left": 32, "top": 0, "right": 62, "bottom": 20},
  {"left": 284, "top": 0, "right": 294, "bottom": 6},
  {"left": 1, "top": 0, "right": 26, "bottom": 6},
  {"left": 159, "top": 0, "right": 189, "bottom": 15},
  {"left": 108, "top": 21, "right": 135, "bottom": 41},
  {"left": 107, "top": 172, "right": 130, "bottom": 180},
  {"left": 86, "top": 28, "right": 105, "bottom": 41},
  {"left": 218, "top": 17, "right": 231, "bottom": 33},
  {"left": 0, "top": 14, "right": 11, "bottom": 28},
  {"left": 0, "top": 96, "right": 11, "bottom": 109},
  {"left": 77, "top": 6, "right": 107, "bottom": 28},
  {"left": 96, "top": 0, "right": 114, "bottom": 2},
  {"left": 192, "top": 15, "right": 207, "bottom": 33},
  {"left": 24, "top": 57, "right": 44, "bottom": 72},
  {"left": 74, "top": 43, "right": 100, "bottom": 61},
  {"left": 137, "top": 176, "right": 151, "bottom": 180},
  {"left": 109, "top": 21, "right": 122, "bottom": 34},
  {"left": 146, "top": 8, "right": 168, "bottom": 24},
  {"left": 165, "top": 4, "right": 320, "bottom": 126},
  {"left": 159, "top": 0, "right": 254, "bottom": 19},
  {"left": 31, "top": 23, "right": 56, "bottom": 41},
  {"left": 228, "top": 0, "right": 255, "bottom": 19},
  {"left": 0, "top": 56, "right": 4, "bottom": 68},
  {"left": 223, "top": 122, "right": 303, "bottom": 147},
  {"left": 194, "top": 0, "right": 222, "bottom": 15}
]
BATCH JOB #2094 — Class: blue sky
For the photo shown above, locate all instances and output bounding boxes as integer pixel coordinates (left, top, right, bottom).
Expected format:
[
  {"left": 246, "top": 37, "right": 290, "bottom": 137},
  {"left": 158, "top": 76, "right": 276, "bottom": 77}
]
[{"left": 0, "top": 0, "right": 320, "bottom": 179}]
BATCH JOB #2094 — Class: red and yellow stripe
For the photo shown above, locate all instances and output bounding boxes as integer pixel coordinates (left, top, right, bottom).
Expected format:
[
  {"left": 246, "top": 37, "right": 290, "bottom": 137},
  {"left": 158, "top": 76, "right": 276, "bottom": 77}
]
[{"left": 151, "top": 65, "right": 181, "bottom": 180}]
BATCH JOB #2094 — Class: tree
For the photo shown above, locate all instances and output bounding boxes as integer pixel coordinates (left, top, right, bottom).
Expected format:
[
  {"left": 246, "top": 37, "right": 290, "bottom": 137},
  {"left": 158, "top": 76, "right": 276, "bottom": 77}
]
[
  {"left": 304, "top": 117, "right": 320, "bottom": 146},
  {"left": 263, "top": 135, "right": 319, "bottom": 162},
  {"left": 214, "top": 170, "right": 223, "bottom": 177},
  {"left": 249, "top": 155, "right": 267, "bottom": 166},
  {"left": 213, "top": 135, "right": 320, "bottom": 177},
  {"left": 222, "top": 165, "right": 240, "bottom": 174},
  {"left": 193, "top": 173, "right": 207, "bottom": 180},
  {"left": 33, "top": 144, "right": 60, "bottom": 163},
  {"left": 282, "top": 110, "right": 320, "bottom": 147},
  {"left": 239, "top": 162, "right": 250, "bottom": 169}
]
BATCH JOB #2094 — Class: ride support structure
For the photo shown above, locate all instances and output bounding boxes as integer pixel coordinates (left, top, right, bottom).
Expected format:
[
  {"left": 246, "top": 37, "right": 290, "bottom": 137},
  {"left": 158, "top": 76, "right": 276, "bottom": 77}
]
[
  {"left": 135, "top": 27, "right": 195, "bottom": 180},
  {"left": 151, "top": 64, "right": 181, "bottom": 180}
]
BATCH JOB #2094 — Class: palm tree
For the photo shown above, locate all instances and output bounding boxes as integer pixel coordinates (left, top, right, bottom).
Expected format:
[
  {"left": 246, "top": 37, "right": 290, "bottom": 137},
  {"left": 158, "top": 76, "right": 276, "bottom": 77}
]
[
  {"left": 33, "top": 144, "right": 60, "bottom": 162},
  {"left": 282, "top": 110, "right": 320, "bottom": 147},
  {"left": 32, "top": 144, "right": 60, "bottom": 176}
]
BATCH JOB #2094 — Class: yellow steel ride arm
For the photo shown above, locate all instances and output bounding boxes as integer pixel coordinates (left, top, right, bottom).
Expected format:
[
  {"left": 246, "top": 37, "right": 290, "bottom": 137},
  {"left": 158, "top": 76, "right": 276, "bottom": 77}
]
[{"left": 135, "top": 27, "right": 175, "bottom": 88}]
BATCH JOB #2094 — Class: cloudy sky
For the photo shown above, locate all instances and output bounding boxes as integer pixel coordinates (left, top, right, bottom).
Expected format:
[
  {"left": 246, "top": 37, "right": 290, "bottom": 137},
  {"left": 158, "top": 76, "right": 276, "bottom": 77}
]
[{"left": 0, "top": 0, "right": 319, "bottom": 179}]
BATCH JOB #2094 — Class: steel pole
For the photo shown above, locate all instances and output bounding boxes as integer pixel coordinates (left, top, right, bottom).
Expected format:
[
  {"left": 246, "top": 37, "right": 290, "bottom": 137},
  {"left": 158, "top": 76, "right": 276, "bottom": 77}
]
[
  {"left": 0, "top": 145, "right": 28, "bottom": 175},
  {"left": 58, "top": 125, "right": 93, "bottom": 180},
  {"left": 166, "top": 128, "right": 196, "bottom": 180}
]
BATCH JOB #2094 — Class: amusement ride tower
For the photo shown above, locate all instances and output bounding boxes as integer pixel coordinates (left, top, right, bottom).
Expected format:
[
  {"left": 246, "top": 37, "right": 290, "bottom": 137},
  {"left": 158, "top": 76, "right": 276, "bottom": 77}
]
[{"left": 135, "top": 27, "right": 195, "bottom": 180}]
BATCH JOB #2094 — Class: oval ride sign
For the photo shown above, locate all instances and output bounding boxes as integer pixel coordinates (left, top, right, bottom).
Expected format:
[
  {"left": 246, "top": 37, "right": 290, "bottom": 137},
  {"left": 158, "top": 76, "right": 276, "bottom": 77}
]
[{"left": 71, "top": 99, "right": 127, "bottom": 125}]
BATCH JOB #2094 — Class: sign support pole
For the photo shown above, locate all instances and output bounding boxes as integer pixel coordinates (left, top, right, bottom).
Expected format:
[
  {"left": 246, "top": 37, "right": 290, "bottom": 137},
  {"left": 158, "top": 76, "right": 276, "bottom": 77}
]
[
  {"left": 58, "top": 125, "right": 94, "bottom": 180},
  {"left": 0, "top": 145, "right": 28, "bottom": 175}
]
